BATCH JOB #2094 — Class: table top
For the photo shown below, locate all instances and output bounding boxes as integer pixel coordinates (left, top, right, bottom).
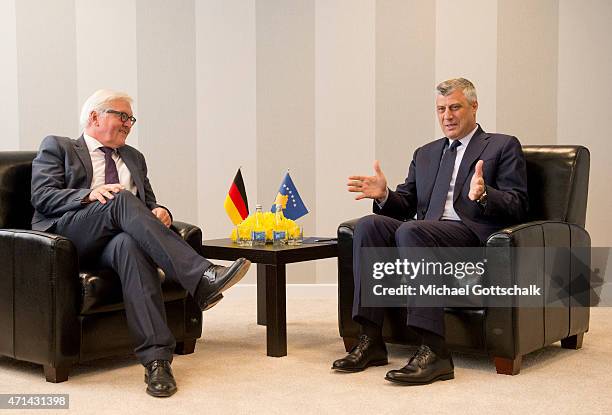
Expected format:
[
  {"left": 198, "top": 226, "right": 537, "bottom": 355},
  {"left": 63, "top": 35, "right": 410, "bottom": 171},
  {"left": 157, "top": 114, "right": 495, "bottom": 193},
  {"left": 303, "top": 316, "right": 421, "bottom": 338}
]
[{"left": 201, "top": 237, "right": 338, "bottom": 265}]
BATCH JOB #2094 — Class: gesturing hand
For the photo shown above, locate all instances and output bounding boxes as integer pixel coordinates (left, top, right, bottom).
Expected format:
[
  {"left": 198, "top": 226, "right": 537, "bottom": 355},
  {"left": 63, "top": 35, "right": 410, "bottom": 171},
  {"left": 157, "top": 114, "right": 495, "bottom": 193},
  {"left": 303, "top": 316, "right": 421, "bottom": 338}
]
[
  {"left": 469, "top": 160, "right": 485, "bottom": 201},
  {"left": 152, "top": 207, "right": 172, "bottom": 228},
  {"left": 88, "top": 184, "right": 125, "bottom": 204},
  {"left": 347, "top": 160, "right": 388, "bottom": 201}
]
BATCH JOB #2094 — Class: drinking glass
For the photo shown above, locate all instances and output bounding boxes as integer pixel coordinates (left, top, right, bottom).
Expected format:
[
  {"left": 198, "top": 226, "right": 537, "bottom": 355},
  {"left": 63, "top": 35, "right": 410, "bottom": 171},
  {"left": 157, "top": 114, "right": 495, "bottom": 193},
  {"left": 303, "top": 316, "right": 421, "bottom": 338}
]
[
  {"left": 236, "top": 223, "right": 252, "bottom": 246},
  {"left": 287, "top": 225, "right": 303, "bottom": 246}
]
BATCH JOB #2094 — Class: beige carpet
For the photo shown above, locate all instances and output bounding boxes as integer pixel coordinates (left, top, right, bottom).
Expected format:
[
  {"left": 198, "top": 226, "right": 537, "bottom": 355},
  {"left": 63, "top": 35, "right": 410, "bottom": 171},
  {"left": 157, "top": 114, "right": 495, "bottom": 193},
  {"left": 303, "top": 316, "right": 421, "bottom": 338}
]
[{"left": 1, "top": 289, "right": 611, "bottom": 415}]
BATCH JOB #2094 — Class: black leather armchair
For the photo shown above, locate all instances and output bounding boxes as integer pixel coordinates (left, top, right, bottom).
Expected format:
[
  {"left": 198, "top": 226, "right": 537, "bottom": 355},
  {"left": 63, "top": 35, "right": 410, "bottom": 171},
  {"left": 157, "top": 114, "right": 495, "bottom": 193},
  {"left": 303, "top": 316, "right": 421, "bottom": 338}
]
[
  {"left": 0, "top": 151, "right": 203, "bottom": 382},
  {"left": 337, "top": 145, "right": 591, "bottom": 375}
]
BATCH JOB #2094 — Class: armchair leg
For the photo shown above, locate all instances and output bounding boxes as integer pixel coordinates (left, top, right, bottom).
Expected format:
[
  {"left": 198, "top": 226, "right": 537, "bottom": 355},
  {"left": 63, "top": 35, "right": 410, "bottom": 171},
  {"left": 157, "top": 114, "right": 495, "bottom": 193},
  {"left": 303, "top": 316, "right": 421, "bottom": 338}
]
[
  {"left": 175, "top": 339, "right": 197, "bottom": 355},
  {"left": 44, "top": 365, "right": 70, "bottom": 383},
  {"left": 561, "top": 333, "right": 584, "bottom": 350},
  {"left": 343, "top": 337, "right": 358, "bottom": 352},
  {"left": 494, "top": 356, "right": 522, "bottom": 375}
]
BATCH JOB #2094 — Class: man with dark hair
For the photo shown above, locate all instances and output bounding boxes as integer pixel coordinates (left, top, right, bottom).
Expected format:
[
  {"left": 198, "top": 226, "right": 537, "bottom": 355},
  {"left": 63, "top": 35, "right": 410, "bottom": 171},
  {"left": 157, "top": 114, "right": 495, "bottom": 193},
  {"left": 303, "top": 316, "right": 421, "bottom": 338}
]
[
  {"left": 333, "top": 78, "right": 528, "bottom": 385},
  {"left": 31, "top": 89, "right": 251, "bottom": 397}
]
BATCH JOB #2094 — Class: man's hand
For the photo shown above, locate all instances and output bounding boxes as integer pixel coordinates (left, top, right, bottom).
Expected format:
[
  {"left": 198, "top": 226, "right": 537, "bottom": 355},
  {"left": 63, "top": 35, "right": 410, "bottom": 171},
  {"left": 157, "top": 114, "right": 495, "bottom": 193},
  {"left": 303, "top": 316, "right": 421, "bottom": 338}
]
[
  {"left": 469, "top": 160, "right": 485, "bottom": 201},
  {"left": 152, "top": 207, "right": 172, "bottom": 228},
  {"left": 88, "top": 184, "right": 125, "bottom": 204},
  {"left": 347, "top": 160, "right": 388, "bottom": 201}
]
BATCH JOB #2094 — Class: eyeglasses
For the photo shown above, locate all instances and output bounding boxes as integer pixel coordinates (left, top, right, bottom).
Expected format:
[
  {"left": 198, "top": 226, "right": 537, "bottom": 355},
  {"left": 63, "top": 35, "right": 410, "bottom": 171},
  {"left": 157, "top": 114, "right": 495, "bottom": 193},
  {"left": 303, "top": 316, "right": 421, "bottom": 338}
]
[{"left": 105, "top": 109, "right": 137, "bottom": 126}]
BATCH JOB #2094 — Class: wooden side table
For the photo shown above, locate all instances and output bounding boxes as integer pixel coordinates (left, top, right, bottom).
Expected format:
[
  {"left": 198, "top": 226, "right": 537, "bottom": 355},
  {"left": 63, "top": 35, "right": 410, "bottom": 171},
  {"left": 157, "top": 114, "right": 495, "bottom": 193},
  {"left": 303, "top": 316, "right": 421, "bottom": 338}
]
[{"left": 201, "top": 238, "right": 338, "bottom": 357}]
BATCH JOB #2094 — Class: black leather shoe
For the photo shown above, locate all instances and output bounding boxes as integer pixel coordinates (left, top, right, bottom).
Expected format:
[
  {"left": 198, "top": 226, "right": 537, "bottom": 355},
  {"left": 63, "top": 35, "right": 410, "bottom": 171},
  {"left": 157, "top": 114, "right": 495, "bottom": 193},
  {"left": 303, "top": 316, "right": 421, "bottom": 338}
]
[
  {"left": 194, "top": 258, "right": 251, "bottom": 311},
  {"left": 332, "top": 334, "right": 388, "bottom": 372},
  {"left": 144, "top": 360, "right": 177, "bottom": 397},
  {"left": 385, "top": 345, "right": 454, "bottom": 385}
]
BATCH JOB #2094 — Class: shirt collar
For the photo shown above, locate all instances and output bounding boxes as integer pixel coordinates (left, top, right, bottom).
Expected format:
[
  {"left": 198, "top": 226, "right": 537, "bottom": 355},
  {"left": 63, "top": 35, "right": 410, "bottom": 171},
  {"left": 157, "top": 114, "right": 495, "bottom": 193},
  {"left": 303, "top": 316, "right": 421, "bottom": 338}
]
[
  {"left": 448, "top": 124, "right": 479, "bottom": 149},
  {"left": 83, "top": 133, "right": 113, "bottom": 153}
]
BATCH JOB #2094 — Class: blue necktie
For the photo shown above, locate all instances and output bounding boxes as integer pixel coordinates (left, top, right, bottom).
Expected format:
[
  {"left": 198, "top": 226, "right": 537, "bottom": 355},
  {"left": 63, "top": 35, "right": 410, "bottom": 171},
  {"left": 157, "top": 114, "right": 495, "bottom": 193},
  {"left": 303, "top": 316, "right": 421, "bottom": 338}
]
[
  {"left": 100, "top": 147, "right": 120, "bottom": 184},
  {"left": 425, "top": 140, "right": 462, "bottom": 220}
]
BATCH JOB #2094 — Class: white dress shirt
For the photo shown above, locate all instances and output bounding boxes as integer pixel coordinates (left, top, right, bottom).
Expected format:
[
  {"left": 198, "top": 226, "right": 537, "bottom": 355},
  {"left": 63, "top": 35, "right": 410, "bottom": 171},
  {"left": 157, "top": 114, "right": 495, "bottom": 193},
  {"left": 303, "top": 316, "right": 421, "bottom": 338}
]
[
  {"left": 377, "top": 125, "right": 479, "bottom": 221},
  {"left": 83, "top": 134, "right": 137, "bottom": 195},
  {"left": 439, "top": 125, "right": 478, "bottom": 220}
]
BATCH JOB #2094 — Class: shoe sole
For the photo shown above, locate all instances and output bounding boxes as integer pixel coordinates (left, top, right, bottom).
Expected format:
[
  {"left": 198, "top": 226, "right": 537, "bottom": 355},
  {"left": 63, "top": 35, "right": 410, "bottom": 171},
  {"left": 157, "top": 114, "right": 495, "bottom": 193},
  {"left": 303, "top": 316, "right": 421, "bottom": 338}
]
[
  {"left": 332, "top": 359, "right": 389, "bottom": 372},
  {"left": 146, "top": 386, "right": 177, "bottom": 398},
  {"left": 384, "top": 371, "right": 454, "bottom": 385},
  {"left": 202, "top": 293, "right": 223, "bottom": 311},
  {"left": 200, "top": 260, "right": 251, "bottom": 310}
]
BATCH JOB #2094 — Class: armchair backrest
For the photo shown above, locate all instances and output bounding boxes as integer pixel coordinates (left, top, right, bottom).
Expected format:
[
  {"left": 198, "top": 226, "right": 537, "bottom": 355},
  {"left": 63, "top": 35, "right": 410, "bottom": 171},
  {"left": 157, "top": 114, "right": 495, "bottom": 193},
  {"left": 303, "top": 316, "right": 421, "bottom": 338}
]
[
  {"left": 0, "top": 152, "right": 36, "bottom": 229},
  {"left": 522, "top": 145, "right": 589, "bottom": 227}
]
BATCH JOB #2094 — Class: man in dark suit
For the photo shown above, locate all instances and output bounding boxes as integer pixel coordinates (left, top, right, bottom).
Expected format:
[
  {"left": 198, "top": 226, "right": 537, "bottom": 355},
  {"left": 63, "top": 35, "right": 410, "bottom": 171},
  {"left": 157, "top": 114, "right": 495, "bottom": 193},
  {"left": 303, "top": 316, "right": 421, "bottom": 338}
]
[
  {"left": 31, "top": 89, "right": 251, "bottom": 398},
  {"left": 332, "top": 78, "right": 528, "bottom": 385}
]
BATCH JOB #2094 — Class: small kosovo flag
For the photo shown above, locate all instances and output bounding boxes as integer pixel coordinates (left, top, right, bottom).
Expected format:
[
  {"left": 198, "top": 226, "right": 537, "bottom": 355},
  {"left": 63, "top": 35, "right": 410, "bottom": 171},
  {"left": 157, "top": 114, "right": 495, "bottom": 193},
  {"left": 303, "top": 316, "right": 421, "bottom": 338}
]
[{"left": 271, "top": 172, "right": 308, "bottom": 220}]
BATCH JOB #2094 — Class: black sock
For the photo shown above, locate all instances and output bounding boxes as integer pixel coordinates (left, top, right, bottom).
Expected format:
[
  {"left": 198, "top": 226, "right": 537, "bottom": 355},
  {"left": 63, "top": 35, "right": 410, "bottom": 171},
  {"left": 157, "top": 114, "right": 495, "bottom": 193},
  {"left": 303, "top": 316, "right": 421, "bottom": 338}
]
[
  {"left": 358, "top": 319, "right": 383, "bottom": 342},
  {"left": 412, "top": 327, "right": 449, "bottom": 358}
]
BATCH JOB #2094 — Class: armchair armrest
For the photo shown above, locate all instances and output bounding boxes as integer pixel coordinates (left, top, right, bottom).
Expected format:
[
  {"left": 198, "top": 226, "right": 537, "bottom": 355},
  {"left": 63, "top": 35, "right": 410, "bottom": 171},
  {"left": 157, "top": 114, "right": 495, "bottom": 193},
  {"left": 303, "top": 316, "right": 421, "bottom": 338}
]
[
  {"left": 484, "top": 220, "right": 591, "bottom": 359},
  {"left": 169, "top": 220, "right": 204, "bottom": 339},
  {"left": 0, "top": 229, "right": 80, "bottom": 367},
  {"left": 172, "top": 220, "right": 203, "bottom": 254},
  {"left": 337, "top": 218, "right": 362, "bottom": 339},
  {"left": 338, "top": 218, "right": 360, "bottom": 236},
  {"left": 338, "top": 218, "right": 361, "bottom": 293},
  {"left": 488, "top": 220, "right": 590, "bottom": 244},
  {"left": 486, "top": 220, "right": 590, "bottom": 289}
]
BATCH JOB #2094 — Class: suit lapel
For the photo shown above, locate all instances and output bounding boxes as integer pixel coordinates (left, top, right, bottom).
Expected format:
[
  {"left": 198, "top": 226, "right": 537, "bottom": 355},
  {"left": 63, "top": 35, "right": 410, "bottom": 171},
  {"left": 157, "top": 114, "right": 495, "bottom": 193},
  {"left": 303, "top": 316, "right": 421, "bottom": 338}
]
[
  {"left": 74, "top": 135, "right": 94, "bottom": 186},
  {"left": 453, "top": 126, "right": 490, "bottom": 202},
  {"left": 422, "top": 138, "right": 448, "bottom": 205},
  {"left": 118, "top": 147, "right": 146, "bottom": 202}
]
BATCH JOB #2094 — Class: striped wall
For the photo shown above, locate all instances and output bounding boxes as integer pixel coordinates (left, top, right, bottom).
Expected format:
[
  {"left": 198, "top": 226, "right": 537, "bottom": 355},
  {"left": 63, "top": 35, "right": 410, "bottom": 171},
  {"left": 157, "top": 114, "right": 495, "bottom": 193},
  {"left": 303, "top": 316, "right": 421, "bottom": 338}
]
[{"left": 1, "top": 0, "right": 610, "bottom": 283}]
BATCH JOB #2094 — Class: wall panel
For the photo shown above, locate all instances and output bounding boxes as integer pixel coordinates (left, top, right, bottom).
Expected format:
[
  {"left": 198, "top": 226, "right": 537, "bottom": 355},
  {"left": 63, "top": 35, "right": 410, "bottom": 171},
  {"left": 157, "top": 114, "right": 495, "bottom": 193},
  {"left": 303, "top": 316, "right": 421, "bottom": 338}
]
[
  {"left": 0, "top": 0, "right": 19, "bottom": 150},
  {"left": 16, "top": 0, "right": 78, "bottom": 149},
  {"left": 136, "top": 0, "right": 198, "bottom": 223},
  {"left": 75, "top": 0, "right": 139, "bottom": 147},
  {"left": 315, "top": 0, "right": 376, "bottom": 283},
  {"left": 257, "top": 0, "right": 316, "bottom": 283}
]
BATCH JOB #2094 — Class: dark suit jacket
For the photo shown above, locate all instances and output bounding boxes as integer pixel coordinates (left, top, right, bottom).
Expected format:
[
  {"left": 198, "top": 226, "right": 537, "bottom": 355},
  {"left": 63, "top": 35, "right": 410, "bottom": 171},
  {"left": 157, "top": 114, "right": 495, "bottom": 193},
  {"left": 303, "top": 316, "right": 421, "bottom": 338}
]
[
  {"left": 31, "top": 135, "right": 164, "bottom": 231},
  {"left": 374, "top": 126, "right": 529, "bottom": 243}
]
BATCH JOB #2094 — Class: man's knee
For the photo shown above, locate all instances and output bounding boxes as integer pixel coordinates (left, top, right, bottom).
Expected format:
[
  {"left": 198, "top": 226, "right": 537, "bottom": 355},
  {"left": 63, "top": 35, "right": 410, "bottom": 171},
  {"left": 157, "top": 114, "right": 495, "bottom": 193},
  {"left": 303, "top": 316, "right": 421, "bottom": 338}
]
[
  {"left": 108, "top": 189, "right": 144, "bottom": 213},
  {"left": 354, "top": 214, "right": 402, "bottom": 248},
  {"left": 395, "top": 221, "right": 427, "bottom": 247},
  {"left": 355, "top": 214, "right": 386, "bottom": 235},
  {"left": 112, "top": 189, "right": 139, "bottom": 204},
  {"left": 104, "top": 233, "right": 150, "bottom": 270}
]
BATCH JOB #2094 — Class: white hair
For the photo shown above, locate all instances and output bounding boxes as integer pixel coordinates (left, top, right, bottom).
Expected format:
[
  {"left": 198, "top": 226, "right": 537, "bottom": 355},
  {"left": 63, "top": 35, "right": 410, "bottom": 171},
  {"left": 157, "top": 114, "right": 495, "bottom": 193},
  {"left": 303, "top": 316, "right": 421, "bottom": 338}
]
[{"left": 79, "top": 89, "right": 133, "bottom": 130}]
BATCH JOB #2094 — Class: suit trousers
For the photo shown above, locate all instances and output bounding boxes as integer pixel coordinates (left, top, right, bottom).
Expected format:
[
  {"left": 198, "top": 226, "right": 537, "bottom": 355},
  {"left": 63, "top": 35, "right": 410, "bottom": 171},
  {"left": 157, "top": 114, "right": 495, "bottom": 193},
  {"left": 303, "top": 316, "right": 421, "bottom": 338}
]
[
  {"left": 54, "top": 190, "right": 211, "bottom": 365},
  {"left": 352, "top": 214, "right": 480, "bottom": 337}
]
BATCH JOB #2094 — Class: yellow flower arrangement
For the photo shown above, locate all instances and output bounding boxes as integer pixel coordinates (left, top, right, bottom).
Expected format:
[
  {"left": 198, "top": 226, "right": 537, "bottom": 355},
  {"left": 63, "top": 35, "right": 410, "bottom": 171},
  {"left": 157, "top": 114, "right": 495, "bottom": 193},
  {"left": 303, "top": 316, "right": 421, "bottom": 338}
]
[{"left": 230, "top": 212, "right": 301, "bottom": 242}]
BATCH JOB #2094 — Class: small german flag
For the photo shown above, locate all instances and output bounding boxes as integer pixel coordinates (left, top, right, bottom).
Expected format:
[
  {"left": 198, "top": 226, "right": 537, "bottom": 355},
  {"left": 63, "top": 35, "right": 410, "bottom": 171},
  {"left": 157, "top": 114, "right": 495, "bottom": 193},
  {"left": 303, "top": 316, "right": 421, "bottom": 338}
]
[{"left": 224, "top": 168, "right": 249, "bottom": 225}]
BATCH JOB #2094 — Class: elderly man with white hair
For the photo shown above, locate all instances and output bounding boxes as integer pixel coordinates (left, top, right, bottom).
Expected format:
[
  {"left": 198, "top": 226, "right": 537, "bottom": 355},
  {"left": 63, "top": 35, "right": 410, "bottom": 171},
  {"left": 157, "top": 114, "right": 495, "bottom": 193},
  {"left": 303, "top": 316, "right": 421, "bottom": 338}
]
[{"left": 31, "top": 89, "right": 251, "bottom": 398}]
